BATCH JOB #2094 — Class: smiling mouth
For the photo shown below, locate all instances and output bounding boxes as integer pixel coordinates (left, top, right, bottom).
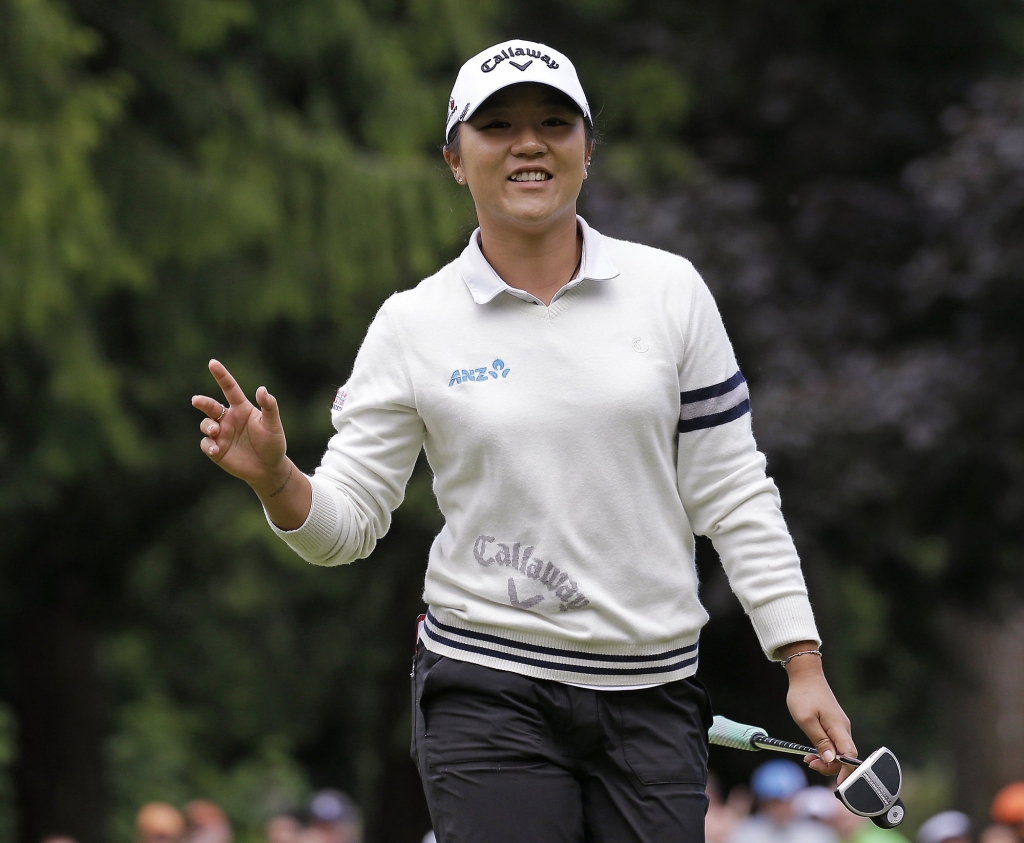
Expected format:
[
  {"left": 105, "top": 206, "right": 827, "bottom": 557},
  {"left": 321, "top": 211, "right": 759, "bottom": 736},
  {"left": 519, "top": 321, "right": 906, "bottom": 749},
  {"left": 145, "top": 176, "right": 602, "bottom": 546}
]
[{"left": 509, "top": 171, "right": 552, "bottom": 182}]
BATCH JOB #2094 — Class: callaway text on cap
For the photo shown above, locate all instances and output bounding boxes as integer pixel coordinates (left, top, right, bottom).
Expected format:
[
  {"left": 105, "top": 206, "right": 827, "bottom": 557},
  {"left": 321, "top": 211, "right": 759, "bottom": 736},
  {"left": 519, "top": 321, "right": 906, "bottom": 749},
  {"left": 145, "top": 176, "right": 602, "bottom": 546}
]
[{"left": 446, "top": 40, "right": 591, "bottom": 142}]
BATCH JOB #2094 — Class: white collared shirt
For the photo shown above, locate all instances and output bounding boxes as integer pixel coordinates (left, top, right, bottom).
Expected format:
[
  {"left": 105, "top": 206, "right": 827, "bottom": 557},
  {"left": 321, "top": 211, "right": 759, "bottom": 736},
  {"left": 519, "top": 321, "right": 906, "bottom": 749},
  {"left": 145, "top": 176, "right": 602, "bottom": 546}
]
[
  {"left": 269, "top": 217, "right": 820, "bottom": 687},
  {"left": 459, "top": 215, "right": 620, "bottom": 306}
]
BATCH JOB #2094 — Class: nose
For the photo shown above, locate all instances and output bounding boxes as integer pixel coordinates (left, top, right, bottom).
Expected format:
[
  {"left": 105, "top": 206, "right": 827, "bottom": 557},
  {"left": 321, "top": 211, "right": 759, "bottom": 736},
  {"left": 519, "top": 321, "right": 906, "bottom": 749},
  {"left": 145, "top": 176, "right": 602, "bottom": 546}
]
[{"left": 510, "top": 125, "right": 546, "bottom": 157}]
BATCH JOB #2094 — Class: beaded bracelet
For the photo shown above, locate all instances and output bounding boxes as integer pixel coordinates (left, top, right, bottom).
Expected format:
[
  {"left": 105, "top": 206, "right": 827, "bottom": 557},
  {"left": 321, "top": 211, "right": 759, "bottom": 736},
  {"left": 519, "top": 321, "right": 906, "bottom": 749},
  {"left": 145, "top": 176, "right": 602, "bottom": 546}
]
[{"left": 780, "top": 648, "right": 822, "bottom": 667}]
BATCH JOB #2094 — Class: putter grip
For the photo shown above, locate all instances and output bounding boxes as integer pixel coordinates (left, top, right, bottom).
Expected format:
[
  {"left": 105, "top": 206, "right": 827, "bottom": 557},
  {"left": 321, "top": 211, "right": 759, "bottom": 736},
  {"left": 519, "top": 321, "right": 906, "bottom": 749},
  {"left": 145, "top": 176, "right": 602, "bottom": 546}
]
[{"left": 708, "top": 715, "right": 767, "bottom": 751}]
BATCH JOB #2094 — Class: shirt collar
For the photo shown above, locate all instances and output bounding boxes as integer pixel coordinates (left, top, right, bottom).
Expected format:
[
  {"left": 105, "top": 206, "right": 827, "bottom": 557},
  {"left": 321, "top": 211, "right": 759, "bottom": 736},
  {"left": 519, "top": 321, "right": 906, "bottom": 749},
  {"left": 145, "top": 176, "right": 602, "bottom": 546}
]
[{"left": 459, "top": 215, "right": 620, "bottom": 305}]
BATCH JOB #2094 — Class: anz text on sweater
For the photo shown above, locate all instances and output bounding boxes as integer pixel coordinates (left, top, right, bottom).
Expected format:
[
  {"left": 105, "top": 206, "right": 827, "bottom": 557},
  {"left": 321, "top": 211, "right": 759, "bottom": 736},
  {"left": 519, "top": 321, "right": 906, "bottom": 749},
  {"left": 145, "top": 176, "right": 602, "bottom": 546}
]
[{"left": 448, "top": 359, "right": 510, "bottom": 386}]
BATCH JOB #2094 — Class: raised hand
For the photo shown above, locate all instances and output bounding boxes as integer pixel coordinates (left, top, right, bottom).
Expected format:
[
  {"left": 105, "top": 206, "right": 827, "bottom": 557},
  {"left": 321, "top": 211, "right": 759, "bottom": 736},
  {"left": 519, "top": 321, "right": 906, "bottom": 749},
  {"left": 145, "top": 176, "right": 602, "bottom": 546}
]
[{"left": 192, "top": 359, "right": 311, "bottom": 529}]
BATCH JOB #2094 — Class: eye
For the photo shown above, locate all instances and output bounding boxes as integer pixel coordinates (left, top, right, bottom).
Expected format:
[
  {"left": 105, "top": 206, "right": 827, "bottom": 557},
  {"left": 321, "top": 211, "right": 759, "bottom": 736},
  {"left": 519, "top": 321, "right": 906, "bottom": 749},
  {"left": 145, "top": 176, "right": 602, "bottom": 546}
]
[
  {"left": 542, "top": 116, "right": 572, "bottom": 127},
  {"left": 480, "top": 119, "right": 511, "bottom": 129}
]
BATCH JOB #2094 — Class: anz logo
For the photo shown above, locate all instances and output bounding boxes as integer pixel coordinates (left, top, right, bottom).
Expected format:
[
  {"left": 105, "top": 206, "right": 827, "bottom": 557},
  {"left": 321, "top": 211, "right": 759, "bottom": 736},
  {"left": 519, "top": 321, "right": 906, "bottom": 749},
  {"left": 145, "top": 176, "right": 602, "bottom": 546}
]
[{"left": 448, "top": 359, "right": 510, "bottom": 387}]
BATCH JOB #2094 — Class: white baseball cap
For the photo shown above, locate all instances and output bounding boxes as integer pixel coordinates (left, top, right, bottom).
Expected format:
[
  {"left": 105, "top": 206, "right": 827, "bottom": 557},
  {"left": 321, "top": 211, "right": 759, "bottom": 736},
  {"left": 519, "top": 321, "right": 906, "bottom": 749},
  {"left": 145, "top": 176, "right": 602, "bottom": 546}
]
[
  {"left": 445, "top": 40, "right": 591, "bottom": 142},
  {"left": 917, "top": 811, "right": 971, "bottom": 843},
  {"left": 792, "top": 786, "right": 839, "bottom": 821}
]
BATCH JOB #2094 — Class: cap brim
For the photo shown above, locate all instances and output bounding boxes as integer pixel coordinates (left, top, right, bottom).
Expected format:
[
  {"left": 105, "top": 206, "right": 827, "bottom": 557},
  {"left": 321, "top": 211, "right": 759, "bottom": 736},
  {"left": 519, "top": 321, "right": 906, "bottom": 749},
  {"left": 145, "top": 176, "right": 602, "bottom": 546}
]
[{"left": 446, "top": 81, "right": 590, "bottom": 142}]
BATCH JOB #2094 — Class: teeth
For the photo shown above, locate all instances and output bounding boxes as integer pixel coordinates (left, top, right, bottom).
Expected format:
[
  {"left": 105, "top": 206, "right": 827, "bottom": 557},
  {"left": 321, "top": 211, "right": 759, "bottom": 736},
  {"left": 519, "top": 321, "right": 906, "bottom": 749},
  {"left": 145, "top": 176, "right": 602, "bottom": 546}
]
[{"left": 511, "top": 171, "right": 551, "bottom": 181}]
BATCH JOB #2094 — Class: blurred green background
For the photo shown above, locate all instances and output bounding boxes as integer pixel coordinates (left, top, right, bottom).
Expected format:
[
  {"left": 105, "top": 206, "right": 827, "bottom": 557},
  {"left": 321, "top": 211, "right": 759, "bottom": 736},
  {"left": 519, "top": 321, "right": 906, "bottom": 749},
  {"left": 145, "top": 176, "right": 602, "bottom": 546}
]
[{"left": 3, "top": 0, "right": 1024, "bottom": 841}]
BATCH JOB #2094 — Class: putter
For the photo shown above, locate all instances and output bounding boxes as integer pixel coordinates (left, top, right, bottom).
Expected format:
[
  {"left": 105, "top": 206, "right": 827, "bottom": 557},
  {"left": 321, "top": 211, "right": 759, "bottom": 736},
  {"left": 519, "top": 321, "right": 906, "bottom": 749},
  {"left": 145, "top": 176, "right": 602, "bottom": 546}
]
[{"left": 708, "top": 716, "right": 906, "bottom": 829}]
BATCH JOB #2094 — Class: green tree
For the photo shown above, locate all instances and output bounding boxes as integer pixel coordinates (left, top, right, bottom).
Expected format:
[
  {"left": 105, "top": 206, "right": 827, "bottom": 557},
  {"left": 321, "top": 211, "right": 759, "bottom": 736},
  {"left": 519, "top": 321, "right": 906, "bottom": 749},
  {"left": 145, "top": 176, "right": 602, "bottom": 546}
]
[
  {"left": 6, "top": 0, "right": 1024, "bottom": 839},
  {"left": 515, "top": 0, "right": 1024, "bottom": 818},
  {"left": 0, "top": 0, "right": 496, "bottom": 839}
]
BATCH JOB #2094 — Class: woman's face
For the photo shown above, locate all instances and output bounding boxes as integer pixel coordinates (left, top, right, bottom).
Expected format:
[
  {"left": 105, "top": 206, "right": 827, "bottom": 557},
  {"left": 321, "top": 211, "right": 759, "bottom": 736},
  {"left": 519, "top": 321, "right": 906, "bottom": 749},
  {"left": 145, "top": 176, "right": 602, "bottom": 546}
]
[{"left": 445, "top": 84, "right": 591, "bottom": 231}]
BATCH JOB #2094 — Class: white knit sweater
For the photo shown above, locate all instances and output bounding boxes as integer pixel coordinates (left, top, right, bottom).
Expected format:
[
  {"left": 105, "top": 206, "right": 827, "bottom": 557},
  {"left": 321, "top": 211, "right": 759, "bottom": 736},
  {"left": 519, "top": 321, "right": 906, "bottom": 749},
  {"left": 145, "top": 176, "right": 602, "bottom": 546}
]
[{"left": 270, "top": 217, "right": 819, "bottom": 686}]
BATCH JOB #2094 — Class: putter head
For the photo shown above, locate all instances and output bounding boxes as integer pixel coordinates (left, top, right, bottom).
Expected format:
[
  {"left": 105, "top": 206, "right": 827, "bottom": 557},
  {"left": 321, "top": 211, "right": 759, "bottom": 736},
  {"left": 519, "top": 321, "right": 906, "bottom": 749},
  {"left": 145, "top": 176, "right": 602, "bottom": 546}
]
[{"left": 836, "top": 747, "right": 903, "bottom": 822}]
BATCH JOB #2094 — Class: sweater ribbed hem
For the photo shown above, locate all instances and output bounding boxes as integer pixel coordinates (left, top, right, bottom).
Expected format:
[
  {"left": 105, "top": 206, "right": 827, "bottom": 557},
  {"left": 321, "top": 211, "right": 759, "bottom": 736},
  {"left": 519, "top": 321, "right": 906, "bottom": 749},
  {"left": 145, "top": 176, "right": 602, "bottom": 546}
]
[
  {"left": 266, "top": 476, "right": 344, "bottom": 564},
  {"left": 419, "top": 608, "right": 700, "bottom": 687},
  {"left": 747, "top": 594, "right": 821, "bottom": 660}
]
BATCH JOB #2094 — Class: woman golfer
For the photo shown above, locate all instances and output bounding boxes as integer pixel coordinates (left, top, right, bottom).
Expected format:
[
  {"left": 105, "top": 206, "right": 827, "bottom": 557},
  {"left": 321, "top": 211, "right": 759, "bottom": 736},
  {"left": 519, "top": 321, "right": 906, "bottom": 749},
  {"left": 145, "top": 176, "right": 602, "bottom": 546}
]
[{"left": 192, "top": 40, "right": 856, "bottom": 843}]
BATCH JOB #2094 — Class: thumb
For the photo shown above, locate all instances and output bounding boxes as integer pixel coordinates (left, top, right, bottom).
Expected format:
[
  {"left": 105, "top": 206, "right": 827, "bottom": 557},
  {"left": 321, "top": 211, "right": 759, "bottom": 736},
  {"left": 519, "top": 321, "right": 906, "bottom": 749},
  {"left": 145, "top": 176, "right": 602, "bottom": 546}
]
[{"left": 255, "top": 386, "right": 284, "bottom": 433}]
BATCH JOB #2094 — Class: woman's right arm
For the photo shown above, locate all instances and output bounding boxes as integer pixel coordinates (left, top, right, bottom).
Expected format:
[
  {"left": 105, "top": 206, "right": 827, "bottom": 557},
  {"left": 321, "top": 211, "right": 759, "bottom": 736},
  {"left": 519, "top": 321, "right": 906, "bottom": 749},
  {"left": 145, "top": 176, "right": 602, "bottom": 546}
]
[{"left": 192, "top": 301, "right": 426, "bottom": 565}]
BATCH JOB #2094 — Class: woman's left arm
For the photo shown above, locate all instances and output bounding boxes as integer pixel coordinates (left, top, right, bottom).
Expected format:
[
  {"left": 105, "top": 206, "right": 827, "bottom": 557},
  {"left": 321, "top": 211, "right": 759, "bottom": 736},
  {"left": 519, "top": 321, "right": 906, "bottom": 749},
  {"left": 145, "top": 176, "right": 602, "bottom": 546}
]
[
  {"left": 778, "top": 641, "right": 858, "bottom": 783},
  {"left": 673, "top": 265, "right": 855, "bottom": 774}
]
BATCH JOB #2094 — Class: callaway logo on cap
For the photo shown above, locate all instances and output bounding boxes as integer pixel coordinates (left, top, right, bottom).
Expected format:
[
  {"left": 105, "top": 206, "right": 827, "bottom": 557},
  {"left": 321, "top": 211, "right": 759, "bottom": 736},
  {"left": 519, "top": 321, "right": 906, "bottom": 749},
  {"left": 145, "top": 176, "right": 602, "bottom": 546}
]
[{"left": 446, "top": 40, "right": 591, "bottom": 142}]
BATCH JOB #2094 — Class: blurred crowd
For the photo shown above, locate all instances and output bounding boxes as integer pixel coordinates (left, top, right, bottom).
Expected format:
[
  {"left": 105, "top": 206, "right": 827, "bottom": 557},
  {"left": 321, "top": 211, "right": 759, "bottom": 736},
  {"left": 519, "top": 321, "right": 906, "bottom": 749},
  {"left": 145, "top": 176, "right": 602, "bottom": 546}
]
[
  {"left": 32, "top": 786, "right": 396, "bottom": 843},
  {"left": 263, "top": 790, "right": 362, "bottom": 843},
  {"left": 708, "top": 765, "right": 1024, "bottom": 843},
  {"left": 90, "top": 789, "right": 362, "bottom": 843},
  {"left": 33, "top": 773, "right": 1024, "bottom": 843}
]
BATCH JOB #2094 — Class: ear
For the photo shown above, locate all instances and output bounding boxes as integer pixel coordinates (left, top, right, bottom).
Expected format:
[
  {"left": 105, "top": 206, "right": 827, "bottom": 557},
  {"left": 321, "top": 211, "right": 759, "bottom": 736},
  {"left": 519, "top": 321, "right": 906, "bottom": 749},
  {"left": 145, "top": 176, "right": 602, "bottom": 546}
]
[
  {"left": 583, "top": 140, "right": 594, "bottom": 177},
  {"left": 443, "top": 146, "right": 459, "bottom": 174},
  {"left": 443, "top": 146, "right": 462, "bottom": 182}
]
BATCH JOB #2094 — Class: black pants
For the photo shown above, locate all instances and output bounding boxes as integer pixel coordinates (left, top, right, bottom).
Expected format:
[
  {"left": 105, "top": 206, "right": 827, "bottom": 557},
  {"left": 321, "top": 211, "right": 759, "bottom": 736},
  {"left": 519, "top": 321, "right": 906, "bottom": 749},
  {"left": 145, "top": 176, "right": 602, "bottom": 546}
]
[{"left": 411, "top": 646, "right": 712, "bottom": 843}]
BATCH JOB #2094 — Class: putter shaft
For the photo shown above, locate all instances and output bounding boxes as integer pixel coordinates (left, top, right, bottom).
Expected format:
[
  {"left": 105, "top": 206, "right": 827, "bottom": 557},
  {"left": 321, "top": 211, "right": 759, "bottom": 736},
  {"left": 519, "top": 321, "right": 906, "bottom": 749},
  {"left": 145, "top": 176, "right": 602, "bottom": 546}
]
[{"left": 752, "top": 735, "right": 861, "bottom": 767}]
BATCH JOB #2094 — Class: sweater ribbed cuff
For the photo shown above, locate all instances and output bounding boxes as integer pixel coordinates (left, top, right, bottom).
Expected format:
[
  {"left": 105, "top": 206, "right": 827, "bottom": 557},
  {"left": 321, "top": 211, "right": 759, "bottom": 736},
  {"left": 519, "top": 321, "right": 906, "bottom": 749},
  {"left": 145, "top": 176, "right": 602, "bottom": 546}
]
[
  {"left": 266, "top": 475, "right": 343, "bottom": 563},
  {"left": 747, "top": 594, "right": 821, "bottom": 660}
]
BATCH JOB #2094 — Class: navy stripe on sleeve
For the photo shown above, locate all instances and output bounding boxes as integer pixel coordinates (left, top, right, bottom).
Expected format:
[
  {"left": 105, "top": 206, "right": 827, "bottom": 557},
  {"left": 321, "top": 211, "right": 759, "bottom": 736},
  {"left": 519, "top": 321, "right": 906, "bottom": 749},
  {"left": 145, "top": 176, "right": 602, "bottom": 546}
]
[
  {"left": 678, "top": 371, "right": 750, "bottom": 433},
  {"left": 679, "top": 370, "right": 746, "bottom": 403},
  {"left": 678, "top": 399, "right": 751, "bottom": 433}
]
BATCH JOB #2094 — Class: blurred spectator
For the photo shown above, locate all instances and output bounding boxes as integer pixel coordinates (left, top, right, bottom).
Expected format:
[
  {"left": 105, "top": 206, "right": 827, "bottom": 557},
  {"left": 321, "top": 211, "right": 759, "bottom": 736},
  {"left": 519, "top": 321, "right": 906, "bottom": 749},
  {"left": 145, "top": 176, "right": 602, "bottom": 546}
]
[
  {"left": 833, "top": 801, "right": 905, "bottom": 843},
  {"left": 992, "top": 783, "right": 1024, "bottom": 843},
  {"left": 297, "top": 824, "right": 324, "bottom": 843},
  {"left": 917, "top": 811, "right": 971, "bottom": 843},
  {"left": 137, "top": 802, "right": 186, "bottom": 843},
  {"left": 794, "top": 787, "right": 839, "bottom": 825},
  {"left": 794, "top": 785, "right": 908, "bottom": 843},
  {"left": 420, "top": 833, "right": 436, "bottom": 843},
  {"left": 730, "top": 761, "right": 837, "bottom": 843},
  {"left": 708, "top": 772, "right": 752, "bottom": 843},
  {"left": 265, "top": 814, "right": 302, "bottom": 843},
  {"left": 184, "top": 801, "right": 232, "bottom": 843},
  {"left": 730, "top": 784, "right": 755, "bottom": 818},
  {"left": 41, "top": 836, "right": 78, "bottom": 843},
  {"left": 979, "top": 827, "right": 1018, "bottom": 843},
  {"left": 708, "top": 773, "right": 731, "bottom": 843},
  {"left": 304, "top": 790, "right": 361, "bottom": 843}
]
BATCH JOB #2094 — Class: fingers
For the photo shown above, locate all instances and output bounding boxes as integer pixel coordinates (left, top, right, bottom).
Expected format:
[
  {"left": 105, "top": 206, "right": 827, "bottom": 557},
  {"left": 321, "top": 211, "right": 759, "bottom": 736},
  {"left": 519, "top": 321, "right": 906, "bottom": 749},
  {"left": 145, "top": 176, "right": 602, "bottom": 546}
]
[
  {"left": 199, "top": 417, "right": 221, "bottom": 437},
  {"left": 255, "top": 386, "right": 283, "bottom": 433},
  {"left": 800, "top": 713, "right": 838, "bottom": 764},
  {"left": 193, "top": 364, "right": 284, "bottom": 469},
  {"left": 192, "top": 394, "right": 226, "bottom": 420},
  {"left": 805, "top": 756, "right": 836, "bottom": 777},
  {"left": 208, "top": 358, "right": 249, "bottom": 408},
  {"left": 824, "top": 714, "right": 857, "bottom": 783},
  {"left": 797, "top": 710, "right": 856, "bottom": 779},
  {"left": 787, "top": 667, "right": 856, "bottom": 781},
  {"left": 825, "top": 717, "right": 857, "bottom": 760},
  {"left": 794, "top": 712, "right": 843, "bottom": 777},
  {"left": 192, "top": 392, "right": 223, "bottom": 460}
]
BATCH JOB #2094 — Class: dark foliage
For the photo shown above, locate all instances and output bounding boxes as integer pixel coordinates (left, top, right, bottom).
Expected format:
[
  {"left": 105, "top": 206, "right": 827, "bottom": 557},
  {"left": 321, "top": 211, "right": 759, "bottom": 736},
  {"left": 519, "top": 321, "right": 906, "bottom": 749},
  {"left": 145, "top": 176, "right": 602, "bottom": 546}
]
[{"left": 2, "top": 0, "right": 1024, "bottom": 840}]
